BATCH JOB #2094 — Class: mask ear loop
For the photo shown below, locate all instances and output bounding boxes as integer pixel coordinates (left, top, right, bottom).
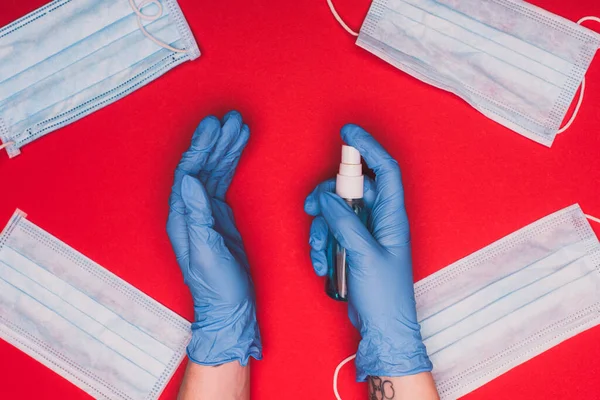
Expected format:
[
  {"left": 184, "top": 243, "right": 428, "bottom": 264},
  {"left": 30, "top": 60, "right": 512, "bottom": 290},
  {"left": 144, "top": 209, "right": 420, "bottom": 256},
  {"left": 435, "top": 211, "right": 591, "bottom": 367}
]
[
  {"left": 0, "top": 142, "right": 14, "bottom": 152},
  {"left": 333, "top": 354, "right": 356, "bottom": 400},
  {"left": 587, "top": 214, "right": 600, "bottom": 224},
  {"left": 557, "top": 16, "right": 600, "bottom": 134},
  {"left": 557, "top": 78, "right": 585, "bottom": 134},
  {"left": 129, "top": 0, "right": 189, "bottom": 53},
  {"left": 326, "top": 0, "right": 359, "bottom": 37},
  {"left": 333, "top": 212, "right": 600, "bottom": 399}
]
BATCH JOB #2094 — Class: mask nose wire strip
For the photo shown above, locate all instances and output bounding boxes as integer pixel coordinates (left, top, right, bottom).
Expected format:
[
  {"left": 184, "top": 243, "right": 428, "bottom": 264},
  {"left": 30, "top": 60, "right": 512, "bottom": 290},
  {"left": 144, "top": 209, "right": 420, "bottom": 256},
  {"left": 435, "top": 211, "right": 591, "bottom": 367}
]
[
  {"left": 332, "top": 213, "right": 600, "bottom": 399},
  {"left": 327, "top": 0, "right": 359, "bottom": 37},
  {"left": 0, "top": 142, "right": 14, "bottom": 152},
  {"left": 128, "top": 0, "right": 188, "bottom": 53},
  {"left": 333, "top": 354, "right": 356, "bottom": 400},
  {"left": 557, "top": 16, "right": 600, "bottom": 134}
]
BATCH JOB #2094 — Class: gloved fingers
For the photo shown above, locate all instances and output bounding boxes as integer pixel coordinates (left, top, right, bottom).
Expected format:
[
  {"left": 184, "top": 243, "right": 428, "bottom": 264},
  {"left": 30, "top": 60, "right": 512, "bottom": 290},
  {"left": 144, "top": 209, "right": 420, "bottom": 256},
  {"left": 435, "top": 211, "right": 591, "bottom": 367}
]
[
  {"left": 304, "top": 178, "right": 376, "bottom": 216},
  {"left": 370, "top": 205, "right": 411, "bottom": 249},
  {"left": 211, "top": 199, "right": 250, "bottom": 269},
  {"left": 304, "top": 179, "right": 336, "bottom": 216},
  {"left": 210, "top": 123, "right": 251, "bottom": 199},
  {"left": 341, "top": 124, "right": 405, "bottom": 206},
  {"left": 167, "top": 116, "right": 221, "bottom": 266},
  {"left": 176, "top": 175, "right": 217, "bottom": 284},
  {"left": 199, "top": 111, "right": 243, "bottom": 194},
  {"left": 170, "top": 116, "right": 221, "bottom": 214},
  {"left": 347, "top": 302, "right": 359, "bottom": 329},
  {"left": 176, "top": 115, "right": 222, "bottom": 175},
  {"left": 211, "top": 199, "right": 243, "bottom": 244},
  {"left": 309, "top": 216, "right": 329, "bottom": 276},
  {"left": 362, "top": 175, "right": 377, "bottom": 211},
  {"left": 318, "top": 192, "right": 380, "bottom": 256},
  {"left": 166, "top": 211, "right": 190, "bottom": 270},
  {"left": 181, "top": 175, "right": 215, "bottom": 228},
  {"left": 182, "top": 178, "right": 253, "bottom": 306},
  {"left": 341, "top": 124, "right": 411, "bottom": 248}
]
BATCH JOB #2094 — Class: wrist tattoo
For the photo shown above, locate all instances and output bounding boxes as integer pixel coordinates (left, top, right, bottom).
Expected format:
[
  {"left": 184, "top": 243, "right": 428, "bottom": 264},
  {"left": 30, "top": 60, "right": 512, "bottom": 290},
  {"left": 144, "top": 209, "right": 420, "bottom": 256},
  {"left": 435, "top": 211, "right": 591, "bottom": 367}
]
[{"left": 368, "top": 376, "right": 395, "bottom": 399}]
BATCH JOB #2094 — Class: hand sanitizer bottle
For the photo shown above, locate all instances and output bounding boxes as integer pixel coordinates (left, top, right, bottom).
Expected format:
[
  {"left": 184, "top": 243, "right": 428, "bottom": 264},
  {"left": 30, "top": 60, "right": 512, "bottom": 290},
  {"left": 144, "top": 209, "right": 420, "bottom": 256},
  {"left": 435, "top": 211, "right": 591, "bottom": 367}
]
[{"left": 326, "top": 145, "right": 368, "bottom": 301}]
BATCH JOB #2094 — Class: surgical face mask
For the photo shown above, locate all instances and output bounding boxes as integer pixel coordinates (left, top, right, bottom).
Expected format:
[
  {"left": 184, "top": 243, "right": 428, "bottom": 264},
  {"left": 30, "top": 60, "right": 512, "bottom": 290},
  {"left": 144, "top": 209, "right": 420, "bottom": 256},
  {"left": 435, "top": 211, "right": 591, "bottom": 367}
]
[
  {"left": 0, "top": 210, "right": 191, "bottom": 400},
  {"left": 334, "top": 204, "right": 600, "bottom": 400},
  {"left": 0, "top": 0, "right": 200, "bottom": 158},
  {"left": 327, "top": 0, "right": 600, "bottom": 147}
]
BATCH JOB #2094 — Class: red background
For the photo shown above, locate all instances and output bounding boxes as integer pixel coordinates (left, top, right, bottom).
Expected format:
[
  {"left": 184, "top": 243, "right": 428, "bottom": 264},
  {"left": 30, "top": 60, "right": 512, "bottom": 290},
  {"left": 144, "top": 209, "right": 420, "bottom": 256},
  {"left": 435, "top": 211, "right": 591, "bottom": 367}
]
[{"left": 1, "top": 0, "right": 600, "bottom": 399}]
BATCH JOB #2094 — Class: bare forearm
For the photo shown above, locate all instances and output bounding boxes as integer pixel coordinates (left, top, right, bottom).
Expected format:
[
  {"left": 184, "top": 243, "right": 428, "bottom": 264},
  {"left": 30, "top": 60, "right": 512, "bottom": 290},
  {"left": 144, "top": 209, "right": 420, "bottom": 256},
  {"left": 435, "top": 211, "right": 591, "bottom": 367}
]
[
  {"left": 178, "top": 361, "right": 250, "bottom": 400},
  {"left": 368, "top": 372, "right": 439, "bottom": 400}
]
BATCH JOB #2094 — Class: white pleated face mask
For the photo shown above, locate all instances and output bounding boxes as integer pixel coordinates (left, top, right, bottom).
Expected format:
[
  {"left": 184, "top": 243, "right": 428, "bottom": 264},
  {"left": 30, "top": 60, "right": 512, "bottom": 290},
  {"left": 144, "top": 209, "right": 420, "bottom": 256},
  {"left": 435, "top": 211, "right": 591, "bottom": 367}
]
[
  {"left": 418, "top": 204, "right": 600, "bottom": 398},
  {"left": 334, "top": 204, "right": 600, "bottom": 400},
  {"left": 0, "top": 0, "right": 200, "bottom": 158},
  {"left": 327, "top": 0, "right": 600, "bottom": 147},
  {"left": 0, "top": 210, "right": 192, "bottom": 400}
]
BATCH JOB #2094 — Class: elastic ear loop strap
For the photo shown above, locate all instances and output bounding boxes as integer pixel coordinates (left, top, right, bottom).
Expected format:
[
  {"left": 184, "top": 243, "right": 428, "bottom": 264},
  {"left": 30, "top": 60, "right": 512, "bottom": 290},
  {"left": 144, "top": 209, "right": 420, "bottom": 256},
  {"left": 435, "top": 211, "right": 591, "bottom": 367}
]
[
  {"left": 334, "top": 354, "right": 356, "bottom": 400},
  {"left": 557, "top": 16, "right": 599, "bottom": 134},
  {"left": 0, "top": 142, "right": 14, "bottom": 151},
  {"left": 333, "top": 213, "right": 600, "bottom": 400},
  {"left": 586, "top": 214, "right": 600, "bottom": 224},
  {"left": 327, "top": 0, "right": 359, "bottom": 36},
  {"left": 129, "top": 0, "right": 189, "bottom": 53}
]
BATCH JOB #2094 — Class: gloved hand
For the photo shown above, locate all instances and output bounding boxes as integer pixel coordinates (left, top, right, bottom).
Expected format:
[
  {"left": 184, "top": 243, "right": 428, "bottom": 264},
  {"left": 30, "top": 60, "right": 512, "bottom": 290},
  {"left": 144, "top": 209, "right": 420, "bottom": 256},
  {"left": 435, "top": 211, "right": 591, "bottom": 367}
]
[
  {"left": 304, "top": 124, "right": 432, "bottom": 381},
  {"left": 167, "top": 111, "right": 262, "bottom": 366}
]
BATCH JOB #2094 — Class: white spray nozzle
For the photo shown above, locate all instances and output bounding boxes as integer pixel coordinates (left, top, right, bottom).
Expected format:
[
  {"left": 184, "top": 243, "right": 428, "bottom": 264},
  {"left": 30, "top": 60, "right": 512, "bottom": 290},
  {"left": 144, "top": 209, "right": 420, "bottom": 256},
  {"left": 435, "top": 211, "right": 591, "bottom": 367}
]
[
  {"left": 341, "top": 145, "right": 361, "bottom": 165},
  {"left": 336, "top": 145, "right": 364, "bottom": 199}
]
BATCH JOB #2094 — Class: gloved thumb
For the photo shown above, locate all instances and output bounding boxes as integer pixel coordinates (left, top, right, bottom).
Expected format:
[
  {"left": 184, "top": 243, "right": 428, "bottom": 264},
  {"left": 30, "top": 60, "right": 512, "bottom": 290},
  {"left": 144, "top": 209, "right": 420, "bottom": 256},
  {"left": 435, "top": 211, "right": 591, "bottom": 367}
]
[
  {"left": 318, "top": 192, "right": 379, "bottom": 257},
  {"left": 181, "top": 175, "right": 215, "bottom": 228}
]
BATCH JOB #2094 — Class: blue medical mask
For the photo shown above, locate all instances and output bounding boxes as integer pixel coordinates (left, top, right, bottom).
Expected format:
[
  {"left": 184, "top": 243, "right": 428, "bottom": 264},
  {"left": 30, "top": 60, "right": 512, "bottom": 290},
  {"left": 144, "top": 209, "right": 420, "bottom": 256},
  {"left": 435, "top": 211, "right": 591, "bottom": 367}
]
[
  {"left": 334, "top": 205, "right": 600, "bottom": 399},
  {"left": 0, "top": 0, "right": 200, "bottom": 158},
  {"left": 0, "top": 209, "right": 192, "bottom": 399},
  {"left": 416, "top": 204, "right": 600, "bottom": 398},
  {"left": 328, "top": 0, "right": 600, "bottom": 147}
]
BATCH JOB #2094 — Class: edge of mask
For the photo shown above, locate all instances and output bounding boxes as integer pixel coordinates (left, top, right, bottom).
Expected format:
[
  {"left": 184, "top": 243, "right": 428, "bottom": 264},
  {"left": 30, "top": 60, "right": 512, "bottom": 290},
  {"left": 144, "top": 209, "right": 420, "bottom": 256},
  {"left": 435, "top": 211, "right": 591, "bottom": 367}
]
[
  {"left": 369, "top": 0, "right": 600, "bottom": 42},
  {"left": 436, "top": 249, "right": 600, "bottom": 398},
  {"left": 359, "top": 0, "right": 600, "bottom": 146},
  {"left": 0, "top": 208, "right": 194, "bottom": 399},
  {"left": 0, "top": 303, "right": 191, "bottom": 400},
  {"left": 0, "top": 117, "right": 20, "bottom": 158},
  {"left": 492, "top": 113, "right": 555, "bottom": 148},
  {"left": 163, "top": 0, "right": 201, "bottom": 60},
  {"left": 145, "top": 324, "right": 192, "bottom": 400},
  {"left": 4, "top": 51, "right": 189, "bottom": 159},
  {"left": 439, "top": 298, "right": 600, "bottom": 399},
  {"left": 150, "top": 339, "right": 191, "bottom": 400},
  {"left": 0, "top": 322, "right": 113, "bottom": 400},
  {"left": 0, "top": 0, "right": 70, "bottom": 36},
  {"left": 0, "top": 209, "right": 27, "bottom": 242},
  {"left": 0, "top": 1, "right": 202, "bottom": 61},
  {"left": 0, "top": 0, "right": 200, "bottom": 160},
  {"left": 414, "top": 203, "right": 589, "bottom": 292},
  {"left": 498, "top": 0, "right": 600, "bottom": 41},
  {"left": 420, "top": 202, "right": 600, "bottom": 397},
  {"left": 14, "top": 215, "right": 193, "bottom": 333}
]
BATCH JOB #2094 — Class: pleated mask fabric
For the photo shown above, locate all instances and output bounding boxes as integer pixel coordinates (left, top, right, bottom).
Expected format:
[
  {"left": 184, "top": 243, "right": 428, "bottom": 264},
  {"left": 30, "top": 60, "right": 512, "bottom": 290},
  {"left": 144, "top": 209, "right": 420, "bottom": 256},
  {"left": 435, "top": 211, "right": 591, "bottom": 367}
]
[{"left": 0, "top": 0, "right": 200, "bottom": 158}]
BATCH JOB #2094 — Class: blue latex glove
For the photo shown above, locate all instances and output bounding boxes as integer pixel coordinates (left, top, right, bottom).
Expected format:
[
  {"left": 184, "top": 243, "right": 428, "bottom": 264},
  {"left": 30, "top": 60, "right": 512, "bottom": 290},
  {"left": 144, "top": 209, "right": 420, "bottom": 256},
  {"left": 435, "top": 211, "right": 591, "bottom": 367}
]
[
  {"left": 305, "top": 124, "right": 432, "bottom": 381},
  {"left": 167, "top": 111, "right": 262, "bottom": 366}
]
